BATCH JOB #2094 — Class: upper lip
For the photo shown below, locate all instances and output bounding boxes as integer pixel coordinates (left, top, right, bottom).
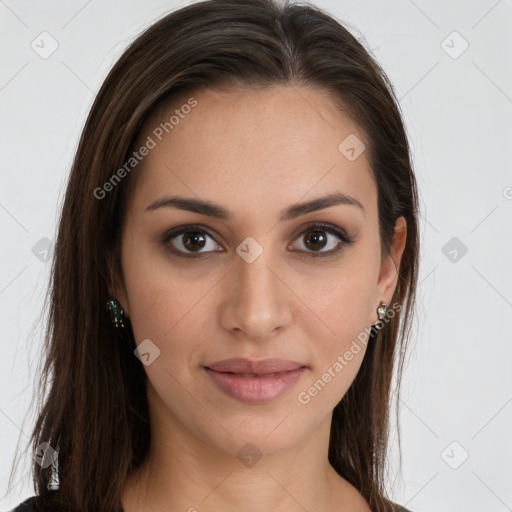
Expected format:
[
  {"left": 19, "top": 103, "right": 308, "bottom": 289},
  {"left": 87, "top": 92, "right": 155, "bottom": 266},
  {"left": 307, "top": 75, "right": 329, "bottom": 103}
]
[{"left": 204, "top": 357, "right": 307, "bottom": 375}]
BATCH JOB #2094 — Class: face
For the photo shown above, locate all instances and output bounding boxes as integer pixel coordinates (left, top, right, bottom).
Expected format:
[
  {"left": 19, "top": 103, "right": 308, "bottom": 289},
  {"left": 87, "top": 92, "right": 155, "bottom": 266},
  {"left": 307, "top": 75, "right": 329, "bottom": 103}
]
[{"left": 113, "top": 84, "right": 406, "bottom": 459}]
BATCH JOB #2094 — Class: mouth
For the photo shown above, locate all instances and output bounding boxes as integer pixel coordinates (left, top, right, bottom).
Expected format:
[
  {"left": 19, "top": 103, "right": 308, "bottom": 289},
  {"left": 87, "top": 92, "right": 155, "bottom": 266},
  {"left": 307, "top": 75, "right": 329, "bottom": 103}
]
[{"left": 203, "top": 358, "right": 307, "bottom": 403}]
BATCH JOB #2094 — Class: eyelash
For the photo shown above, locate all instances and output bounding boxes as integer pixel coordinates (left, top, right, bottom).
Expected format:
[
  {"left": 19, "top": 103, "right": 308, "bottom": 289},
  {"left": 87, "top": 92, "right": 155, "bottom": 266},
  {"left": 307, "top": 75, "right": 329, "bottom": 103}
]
[{"left": 160, "top": 222, "right": 356, "bottom": 260}]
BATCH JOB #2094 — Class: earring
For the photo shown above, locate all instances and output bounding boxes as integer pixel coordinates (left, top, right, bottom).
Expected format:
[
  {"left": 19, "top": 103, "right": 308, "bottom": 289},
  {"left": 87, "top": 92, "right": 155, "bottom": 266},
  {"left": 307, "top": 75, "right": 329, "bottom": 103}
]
[
  {"left": 377, "top": 301, "right": 388, "bottom": 320},
  {"left": 47, "top": 456, "right": 59, "bottom": 491},
  {"left": 107, "top": 274, "right": 126, "bottom": 328},
  {"left": 370, "top": 301, "right": 388, "bottom": 338},
  {"left": 106, "top": 298, "right": 125, "bottom": 328}
]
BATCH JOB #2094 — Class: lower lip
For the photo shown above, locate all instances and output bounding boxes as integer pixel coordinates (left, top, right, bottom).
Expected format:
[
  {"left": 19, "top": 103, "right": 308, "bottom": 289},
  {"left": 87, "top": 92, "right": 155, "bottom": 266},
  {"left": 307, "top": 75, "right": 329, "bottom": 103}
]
[{"left": 204, "top": 367, "right": 306, "bottom": 403}]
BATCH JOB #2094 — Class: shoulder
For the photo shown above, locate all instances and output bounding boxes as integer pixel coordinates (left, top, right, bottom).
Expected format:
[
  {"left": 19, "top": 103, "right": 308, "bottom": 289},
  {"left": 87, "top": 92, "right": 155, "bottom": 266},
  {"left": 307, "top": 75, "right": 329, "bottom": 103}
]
[{"left": 8, "top": 495, "right": 48, "bottom": 512}]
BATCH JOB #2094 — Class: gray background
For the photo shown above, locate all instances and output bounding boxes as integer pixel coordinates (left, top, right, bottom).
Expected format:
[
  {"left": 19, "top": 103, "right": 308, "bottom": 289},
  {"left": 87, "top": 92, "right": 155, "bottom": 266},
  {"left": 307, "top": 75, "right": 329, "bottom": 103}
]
[{"left": 1, "top": 1, "right": 511, "bottom": 511}]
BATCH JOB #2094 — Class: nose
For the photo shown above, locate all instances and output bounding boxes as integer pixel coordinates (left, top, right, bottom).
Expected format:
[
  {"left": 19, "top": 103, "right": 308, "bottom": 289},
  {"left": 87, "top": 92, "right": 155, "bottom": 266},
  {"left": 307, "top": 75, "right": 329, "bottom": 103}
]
[{"left": 218, "top": 249, "right": 293, "bottom": 341}]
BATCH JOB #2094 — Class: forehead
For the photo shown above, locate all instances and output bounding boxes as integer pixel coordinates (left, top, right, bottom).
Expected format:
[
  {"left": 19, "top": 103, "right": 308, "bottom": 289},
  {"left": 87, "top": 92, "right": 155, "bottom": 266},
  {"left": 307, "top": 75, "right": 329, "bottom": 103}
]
[{"left": 128, "top": 84, "right": 377, "bottom": 225}]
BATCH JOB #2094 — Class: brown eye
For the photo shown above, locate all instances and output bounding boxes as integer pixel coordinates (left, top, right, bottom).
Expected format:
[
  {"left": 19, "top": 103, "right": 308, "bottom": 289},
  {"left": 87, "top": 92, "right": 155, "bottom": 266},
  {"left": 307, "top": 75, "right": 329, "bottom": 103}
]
[
  {"left": 303, "top": 230, "right": 328, "bottom": 251},
  {"left": 162, "top": 225, "right": 223, "bottom": 258},
  {"left": 181, "top": 231, "right": 207, "bottom": 252},
  {"left": 161, "top": 222, "right": 355, "bottom": 260},
  {"left": 290, "top": 223, "right": 355, "bottom": 258}
]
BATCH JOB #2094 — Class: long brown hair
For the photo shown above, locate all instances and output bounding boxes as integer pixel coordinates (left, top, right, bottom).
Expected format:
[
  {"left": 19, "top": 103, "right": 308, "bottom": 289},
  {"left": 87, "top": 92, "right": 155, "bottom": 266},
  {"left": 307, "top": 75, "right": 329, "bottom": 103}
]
[{"left": 9, "top": 0, "right": 420, "bottom": 510}]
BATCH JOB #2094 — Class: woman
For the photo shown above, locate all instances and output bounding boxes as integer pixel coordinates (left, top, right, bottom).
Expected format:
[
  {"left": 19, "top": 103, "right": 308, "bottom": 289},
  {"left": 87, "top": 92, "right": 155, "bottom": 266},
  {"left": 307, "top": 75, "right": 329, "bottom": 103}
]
[{"left": 8, "top": 0, "right": 419, "bottom": 510}]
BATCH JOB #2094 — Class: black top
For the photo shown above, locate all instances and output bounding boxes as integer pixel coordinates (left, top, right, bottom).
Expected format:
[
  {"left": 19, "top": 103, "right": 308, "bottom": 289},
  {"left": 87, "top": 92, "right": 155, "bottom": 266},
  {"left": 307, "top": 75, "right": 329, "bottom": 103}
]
[{"left": 9, "top": 495, "right": 413, "bottom": 511}]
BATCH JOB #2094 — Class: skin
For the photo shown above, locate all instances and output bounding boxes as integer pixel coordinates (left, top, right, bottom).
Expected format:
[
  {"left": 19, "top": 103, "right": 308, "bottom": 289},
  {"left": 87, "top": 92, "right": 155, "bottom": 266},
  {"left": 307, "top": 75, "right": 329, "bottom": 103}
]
[{"left": 113, "top": 84, "right": 407, "bottom": 512}]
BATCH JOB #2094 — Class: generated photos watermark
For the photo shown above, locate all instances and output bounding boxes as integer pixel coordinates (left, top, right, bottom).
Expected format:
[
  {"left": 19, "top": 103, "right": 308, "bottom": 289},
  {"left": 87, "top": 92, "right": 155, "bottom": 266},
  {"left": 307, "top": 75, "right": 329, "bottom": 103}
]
[
  {"left": 297, "top": 301, "right": 402, "bottom": 405},
  {"left": 94, "top": 96, "right": 197, "bottom": 200}
]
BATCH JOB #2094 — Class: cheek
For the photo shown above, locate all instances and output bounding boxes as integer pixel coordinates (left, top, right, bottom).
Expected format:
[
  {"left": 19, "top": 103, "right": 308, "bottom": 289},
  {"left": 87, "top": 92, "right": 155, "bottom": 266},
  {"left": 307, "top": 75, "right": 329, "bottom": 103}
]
[
  {"left": 298, "top": 261, "right": 377, "bottom": 343},
  {"left": 121, "top": 242, "right": 217, "bottom": 359},
  {"left": 292, "top": 262, "right": 377, "bottom": 403},
  {"left": 297, "top": 290, "right": 371, "bottom": 410}
]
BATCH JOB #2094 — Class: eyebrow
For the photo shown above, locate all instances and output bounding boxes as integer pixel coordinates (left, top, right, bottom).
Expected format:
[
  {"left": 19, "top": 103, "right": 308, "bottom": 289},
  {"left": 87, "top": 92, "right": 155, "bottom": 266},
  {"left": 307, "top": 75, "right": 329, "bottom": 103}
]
[{"left": 145, "top": 192, "right": 365, "bottom": 221}]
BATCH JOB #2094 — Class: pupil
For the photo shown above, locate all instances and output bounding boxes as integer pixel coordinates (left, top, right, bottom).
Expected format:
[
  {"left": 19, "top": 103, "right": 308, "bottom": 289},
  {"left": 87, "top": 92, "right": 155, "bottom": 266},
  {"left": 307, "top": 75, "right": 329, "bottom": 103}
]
[
  {"left": 305, "top": 230, "right": 326, "bottom": 251},
  {"left": 183, "top": 232, "right": 206, "bottom": 251}
]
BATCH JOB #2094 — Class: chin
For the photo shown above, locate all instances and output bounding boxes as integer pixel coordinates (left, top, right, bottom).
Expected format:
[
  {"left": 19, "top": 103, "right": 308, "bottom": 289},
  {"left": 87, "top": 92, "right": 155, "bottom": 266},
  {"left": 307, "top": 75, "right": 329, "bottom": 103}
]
[{"left": 197, "top": 413, "right": 313, "bottom": 460}]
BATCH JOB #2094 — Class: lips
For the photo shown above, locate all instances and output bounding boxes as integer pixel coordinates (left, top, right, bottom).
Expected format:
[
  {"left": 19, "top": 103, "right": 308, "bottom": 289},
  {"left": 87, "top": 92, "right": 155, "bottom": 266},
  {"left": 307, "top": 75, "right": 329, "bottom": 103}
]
[
  {"left": 204, "top": 357, "right": 306, "bottom": 375},
  {"left": 204, "top": 357, "right": 307, "bottom": 403}
]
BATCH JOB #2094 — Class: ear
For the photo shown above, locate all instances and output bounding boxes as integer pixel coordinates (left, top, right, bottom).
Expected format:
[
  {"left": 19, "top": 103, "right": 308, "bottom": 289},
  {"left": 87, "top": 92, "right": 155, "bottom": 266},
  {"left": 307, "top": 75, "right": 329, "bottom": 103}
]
[{"left": 374, "top": 216, "right": 407, "bottom": 320}]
